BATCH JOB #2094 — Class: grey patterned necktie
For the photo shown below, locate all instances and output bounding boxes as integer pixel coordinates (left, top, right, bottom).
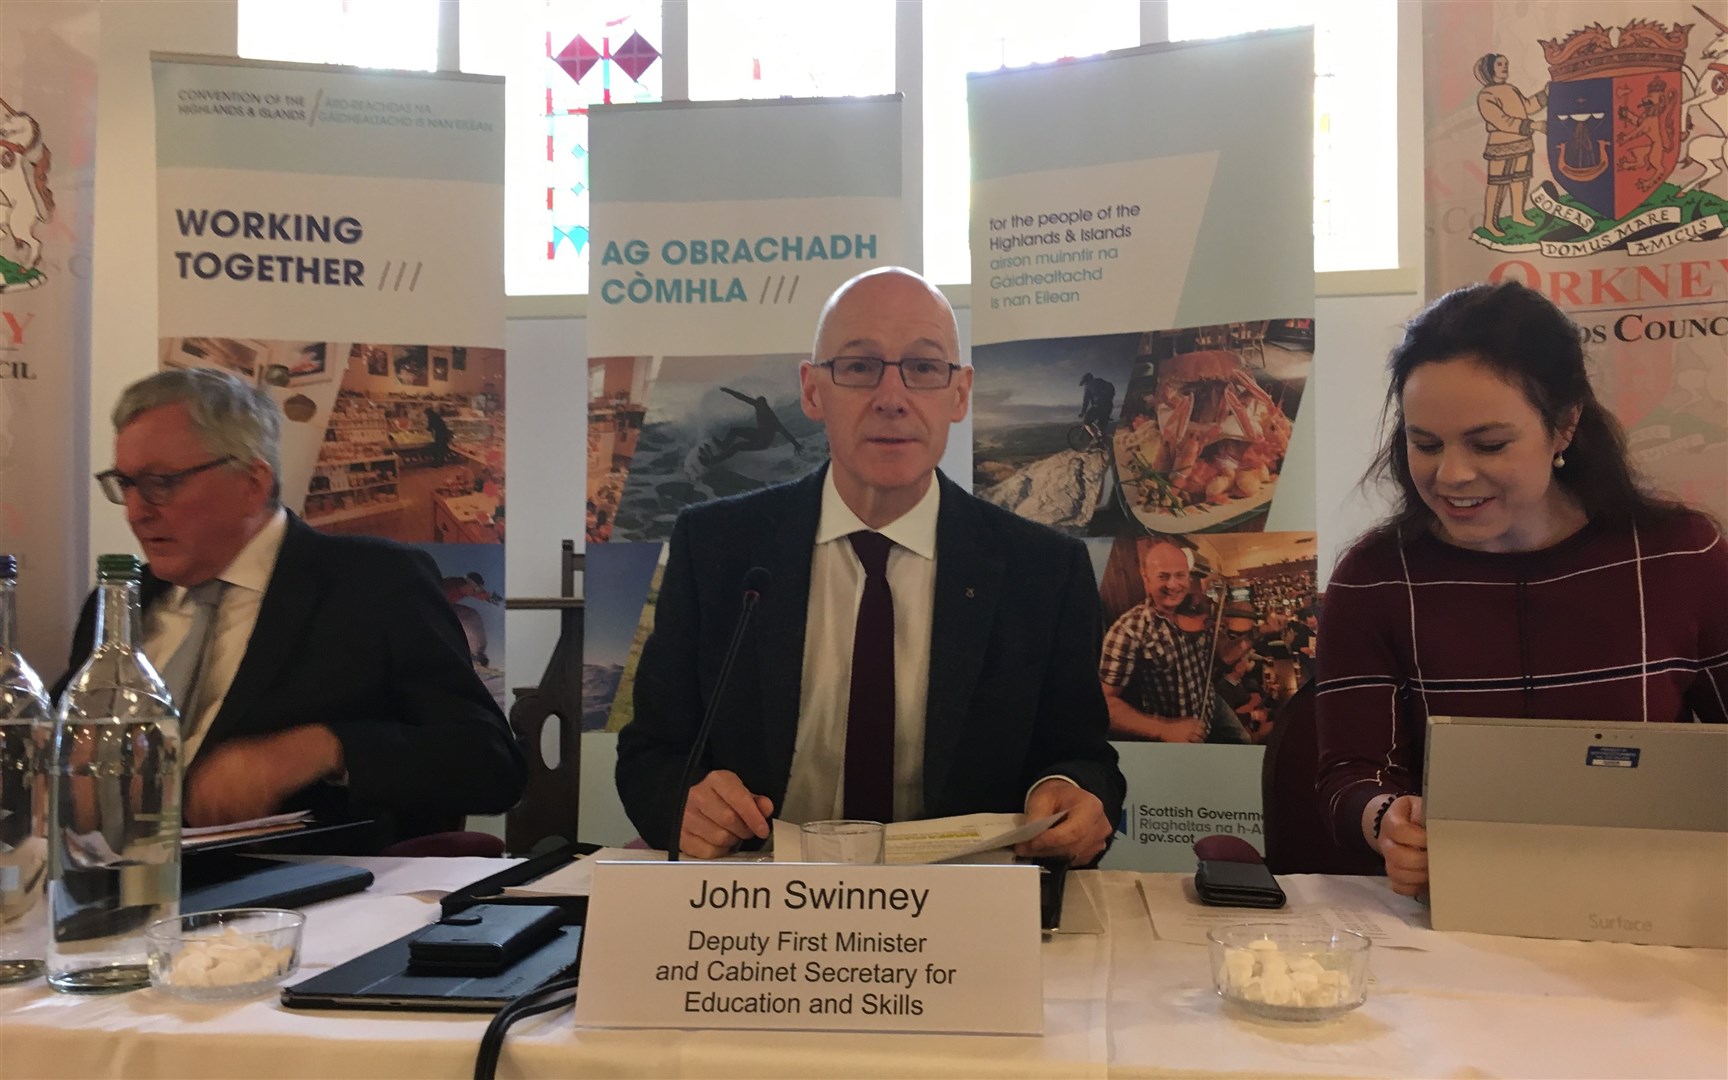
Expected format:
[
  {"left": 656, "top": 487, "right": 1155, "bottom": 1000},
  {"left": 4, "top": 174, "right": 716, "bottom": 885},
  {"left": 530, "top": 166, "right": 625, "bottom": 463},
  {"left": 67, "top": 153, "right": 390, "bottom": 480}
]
[{"left": 159, "top": 579, "right": 227, "bottom": 736}]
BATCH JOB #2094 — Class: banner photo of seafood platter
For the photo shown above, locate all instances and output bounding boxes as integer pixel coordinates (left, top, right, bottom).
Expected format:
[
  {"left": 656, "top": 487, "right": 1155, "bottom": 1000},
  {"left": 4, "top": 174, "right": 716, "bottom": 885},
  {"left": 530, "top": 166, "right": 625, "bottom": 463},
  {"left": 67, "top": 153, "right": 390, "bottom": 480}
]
[{"left": 1113, "top": 319, "right": 1312, "bottom": 534}]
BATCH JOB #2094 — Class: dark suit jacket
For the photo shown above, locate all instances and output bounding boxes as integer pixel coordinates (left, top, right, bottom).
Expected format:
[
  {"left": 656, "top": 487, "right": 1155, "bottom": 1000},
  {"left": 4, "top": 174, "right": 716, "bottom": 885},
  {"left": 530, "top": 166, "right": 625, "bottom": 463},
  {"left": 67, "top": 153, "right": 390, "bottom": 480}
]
[
  {"left": 616, "top": 467, "right": 1125, "bottom": 852},
  {"left": 56, "top": 514, "right": 526, "bottom": 847}
]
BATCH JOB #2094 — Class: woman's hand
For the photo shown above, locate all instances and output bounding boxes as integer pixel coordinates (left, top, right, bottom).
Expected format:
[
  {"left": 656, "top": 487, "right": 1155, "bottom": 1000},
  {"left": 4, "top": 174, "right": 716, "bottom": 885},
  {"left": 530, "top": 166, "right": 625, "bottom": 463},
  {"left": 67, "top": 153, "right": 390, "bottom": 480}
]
[{"left": 1365, "top": 794, "right": 1428, "bottom": 896}]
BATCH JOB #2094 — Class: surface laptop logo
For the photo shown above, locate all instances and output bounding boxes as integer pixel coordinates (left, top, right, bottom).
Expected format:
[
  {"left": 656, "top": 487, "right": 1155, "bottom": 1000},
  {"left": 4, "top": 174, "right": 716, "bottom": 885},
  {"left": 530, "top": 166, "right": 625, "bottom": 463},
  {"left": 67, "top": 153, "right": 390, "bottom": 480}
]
[{"left": 1587, "top": 912, "right": 1654, "bottom": 932}]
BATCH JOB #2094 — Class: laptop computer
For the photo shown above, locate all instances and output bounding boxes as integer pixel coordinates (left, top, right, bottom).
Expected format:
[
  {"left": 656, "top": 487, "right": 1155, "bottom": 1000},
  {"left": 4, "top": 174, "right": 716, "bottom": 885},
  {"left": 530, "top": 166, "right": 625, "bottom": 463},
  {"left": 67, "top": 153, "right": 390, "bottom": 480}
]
[{"left": 1424, "top": 716, "right": 1728, "bottom": 948}]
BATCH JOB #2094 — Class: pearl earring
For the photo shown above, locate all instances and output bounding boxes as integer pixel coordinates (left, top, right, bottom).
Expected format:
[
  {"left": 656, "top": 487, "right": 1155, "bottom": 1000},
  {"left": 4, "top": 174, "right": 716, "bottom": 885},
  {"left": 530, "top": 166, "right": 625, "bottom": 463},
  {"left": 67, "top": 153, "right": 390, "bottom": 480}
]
[{"left": 1553, "top": 451, "right": 1566, "bottom": 469}]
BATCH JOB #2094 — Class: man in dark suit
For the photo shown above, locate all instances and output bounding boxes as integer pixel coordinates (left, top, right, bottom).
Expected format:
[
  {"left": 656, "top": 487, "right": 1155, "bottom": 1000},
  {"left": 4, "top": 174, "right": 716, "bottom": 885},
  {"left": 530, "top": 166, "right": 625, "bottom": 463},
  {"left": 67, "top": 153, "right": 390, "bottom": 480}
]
[
  {"left": 60, "top": 367, "right": 524, "bottom": 847},
  {"left": 616, "top": 267, "right": 1122, "bottom": 862}
]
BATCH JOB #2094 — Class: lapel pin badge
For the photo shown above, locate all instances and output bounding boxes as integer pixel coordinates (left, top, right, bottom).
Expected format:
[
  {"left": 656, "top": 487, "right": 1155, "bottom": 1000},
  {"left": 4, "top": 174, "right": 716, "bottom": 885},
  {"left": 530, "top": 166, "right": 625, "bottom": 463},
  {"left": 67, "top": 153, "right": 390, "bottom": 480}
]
[{"left": 965, "top": 586, "right": 975, "bottom": 599}]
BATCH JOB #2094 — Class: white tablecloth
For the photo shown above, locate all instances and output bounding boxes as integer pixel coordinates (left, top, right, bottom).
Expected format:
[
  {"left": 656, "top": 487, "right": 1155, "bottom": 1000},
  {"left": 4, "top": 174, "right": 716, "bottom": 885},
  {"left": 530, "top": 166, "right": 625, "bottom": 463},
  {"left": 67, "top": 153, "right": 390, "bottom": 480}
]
[{"left": 3, "top": 862, "right": 1724, "bottom": 1078}]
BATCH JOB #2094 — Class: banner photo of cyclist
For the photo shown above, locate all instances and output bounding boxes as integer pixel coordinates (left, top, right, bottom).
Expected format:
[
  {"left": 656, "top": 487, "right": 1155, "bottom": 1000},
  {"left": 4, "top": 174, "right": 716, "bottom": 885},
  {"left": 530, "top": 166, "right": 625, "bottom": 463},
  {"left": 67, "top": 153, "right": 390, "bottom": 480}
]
[
  {"left": 972, "top": 319, "right": 1314, "bottom": 536},
  {"left": 969, "top": 31, "right": 1317, "bottom": 870},
  {"left": 971, "top": 332, "right": 1142, "bottom": 534}
]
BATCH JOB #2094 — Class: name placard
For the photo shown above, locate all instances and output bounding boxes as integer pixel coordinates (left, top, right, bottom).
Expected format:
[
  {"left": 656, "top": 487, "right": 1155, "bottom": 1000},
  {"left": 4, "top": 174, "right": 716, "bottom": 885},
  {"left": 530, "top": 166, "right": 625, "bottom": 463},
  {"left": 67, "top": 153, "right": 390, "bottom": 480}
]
[{"left": 573, "top": 861, "right": 1043, "bottom": 1034}]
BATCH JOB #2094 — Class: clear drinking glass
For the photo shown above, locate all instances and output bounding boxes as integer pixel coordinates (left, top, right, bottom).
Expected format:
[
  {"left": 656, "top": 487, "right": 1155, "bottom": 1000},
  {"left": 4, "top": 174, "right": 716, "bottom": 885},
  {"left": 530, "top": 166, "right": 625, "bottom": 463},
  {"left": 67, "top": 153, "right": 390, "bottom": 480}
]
[{"left": 799, "top": 820, "right": 886, "bottom": 864}]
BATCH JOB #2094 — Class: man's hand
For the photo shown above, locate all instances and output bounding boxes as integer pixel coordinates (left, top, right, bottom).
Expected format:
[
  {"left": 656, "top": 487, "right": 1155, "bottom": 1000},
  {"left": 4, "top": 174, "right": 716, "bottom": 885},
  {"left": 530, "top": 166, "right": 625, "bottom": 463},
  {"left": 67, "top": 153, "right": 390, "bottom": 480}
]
[
  {"left": 1370, "top": 794, "right": 1428, "bottom": 897},
  {"left": 1152, "top": 716, "right": 1206, "bottom": 743},
  {"left": 1015, "top": 779, "right": 1112, "bottom": 866},
  {"left": 184, "top": 725, "right": 345, "bottom": 827},
  {"left": 680, "top": 769, "right": 774, "bottom": 859},
  {"left": 1104, "top": 690, "right": 1206, "bottom": 744}
]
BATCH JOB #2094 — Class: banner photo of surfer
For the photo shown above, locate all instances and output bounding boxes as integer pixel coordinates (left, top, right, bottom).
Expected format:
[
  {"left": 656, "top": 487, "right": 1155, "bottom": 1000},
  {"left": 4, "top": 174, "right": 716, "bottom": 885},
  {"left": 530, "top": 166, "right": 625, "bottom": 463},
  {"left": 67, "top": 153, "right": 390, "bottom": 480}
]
[{"left": 587, "top": 353, "right": 825, "bottom": 544}]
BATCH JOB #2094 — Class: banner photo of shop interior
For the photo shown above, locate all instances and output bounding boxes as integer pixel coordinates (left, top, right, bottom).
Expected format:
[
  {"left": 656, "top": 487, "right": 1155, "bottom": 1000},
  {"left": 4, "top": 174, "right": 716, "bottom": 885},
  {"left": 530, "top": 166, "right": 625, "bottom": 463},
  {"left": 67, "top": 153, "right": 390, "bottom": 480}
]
[
  {"left": 973, "top": 319, "right": 1314, "bottom": 537},
  {"left": 1423, "top": 2, "right": 1727, "bottom": 519},
  {"left": 153, "top": 55, "right": 507, "bottom": 701},
  {"left": 157, "top": 341, "right": 506, "bottom": 545},
  {"left": 314, "top": 343, "right": 505, "bottom": 546},
  {"left": 578, "top": 96, "right": 905, "bottom": 840},
  {"left": 156, "top": 336, "right": 347, "bottom": 514},
  {"left": 969, "top": 31, "right": 1316, "bottom": 869}
]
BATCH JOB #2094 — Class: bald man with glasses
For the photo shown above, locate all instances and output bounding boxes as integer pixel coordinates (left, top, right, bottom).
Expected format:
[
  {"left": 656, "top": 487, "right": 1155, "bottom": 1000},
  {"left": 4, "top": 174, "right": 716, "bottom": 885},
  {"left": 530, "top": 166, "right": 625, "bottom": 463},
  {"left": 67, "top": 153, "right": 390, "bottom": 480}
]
[
  {"left": 59, "top": 367, "right": 525, "bottom": 848},
  {"left": 617, "top": 267, "right": 1123, "bottom": 863}
]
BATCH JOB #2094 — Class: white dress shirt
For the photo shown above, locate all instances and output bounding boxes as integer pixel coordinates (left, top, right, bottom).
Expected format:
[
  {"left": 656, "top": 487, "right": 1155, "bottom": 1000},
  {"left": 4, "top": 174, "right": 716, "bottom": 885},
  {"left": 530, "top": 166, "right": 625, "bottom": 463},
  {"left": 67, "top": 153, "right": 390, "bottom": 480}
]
[
  {"left": 142, "top": 508, "right": 288, "bottom": 763},
  {"left": 780, "top": 471, "right": 939, "bottom": 824}
]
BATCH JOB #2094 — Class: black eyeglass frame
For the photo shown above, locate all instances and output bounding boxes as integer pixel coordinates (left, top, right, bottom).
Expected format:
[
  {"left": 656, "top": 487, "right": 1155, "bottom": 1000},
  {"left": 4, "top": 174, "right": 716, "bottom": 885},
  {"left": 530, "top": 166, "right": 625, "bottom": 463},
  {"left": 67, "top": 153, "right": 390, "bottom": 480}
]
[
  {"left": 815, "top": 356, "right": 962, "bottom": 389},
  {"left": 95, "top": 456, "right": 238, "bottom": 507}
]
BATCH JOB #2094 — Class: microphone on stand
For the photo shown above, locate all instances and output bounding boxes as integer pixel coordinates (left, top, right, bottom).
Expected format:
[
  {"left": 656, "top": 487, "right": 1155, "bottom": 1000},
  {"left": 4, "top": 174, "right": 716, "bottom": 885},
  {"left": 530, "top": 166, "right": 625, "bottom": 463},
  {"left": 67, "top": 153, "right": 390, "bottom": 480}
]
[{"left": 667, "top": 566, "right": 772, "bottom": 862}]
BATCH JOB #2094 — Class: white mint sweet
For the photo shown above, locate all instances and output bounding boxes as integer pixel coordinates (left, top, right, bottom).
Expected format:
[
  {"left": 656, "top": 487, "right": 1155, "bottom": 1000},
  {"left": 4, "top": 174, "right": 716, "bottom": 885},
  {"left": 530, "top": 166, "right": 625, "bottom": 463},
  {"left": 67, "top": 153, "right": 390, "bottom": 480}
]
[
  {"left": 1221, "top": 941, "right": 1357, "bottom": 1010},
  {"left": 167, "top": 927, "right": 293, "bottom": 988},
  {"left": 1223, "top": 948, "right": 1257, "bottom": 988}
]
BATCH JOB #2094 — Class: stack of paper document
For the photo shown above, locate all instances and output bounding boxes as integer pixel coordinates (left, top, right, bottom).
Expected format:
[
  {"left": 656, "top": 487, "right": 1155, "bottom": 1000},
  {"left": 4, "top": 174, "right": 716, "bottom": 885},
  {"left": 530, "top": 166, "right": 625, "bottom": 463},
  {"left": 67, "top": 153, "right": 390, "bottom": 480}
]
[
  {"left": 182, "top": 810, "right": 313, "bottom": 849},
  {"left": 772, "top": 812, "right": 1064, "bottom": 864}
]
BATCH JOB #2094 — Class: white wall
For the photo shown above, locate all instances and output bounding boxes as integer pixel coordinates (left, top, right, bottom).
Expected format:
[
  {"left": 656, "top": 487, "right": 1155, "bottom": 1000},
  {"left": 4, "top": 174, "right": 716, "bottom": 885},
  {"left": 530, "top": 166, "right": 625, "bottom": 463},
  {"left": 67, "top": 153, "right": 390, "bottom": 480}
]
[
  {"left": 502, "top": 315, "right": 588, "bottom": 703},
  {"left": 1313, "top": 293, "right": 1416, "bottom": 583},
  {"left": 89, "top": 1, "right": 238, "bottom": 565}
]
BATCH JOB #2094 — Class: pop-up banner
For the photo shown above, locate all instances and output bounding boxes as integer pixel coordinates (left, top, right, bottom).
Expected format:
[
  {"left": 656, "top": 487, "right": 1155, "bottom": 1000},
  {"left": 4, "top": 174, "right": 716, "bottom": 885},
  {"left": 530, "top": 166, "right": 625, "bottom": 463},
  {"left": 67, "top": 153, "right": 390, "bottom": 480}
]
[
  {"left": 1423, "top": 2, "right": 1727, "bottom": 519},
  {"left": 579, "top": 97, "right": 904, "bottom": 842},
  {"left": 152, "top": 54, "right": 509, "bottom": 706},
  {"left": 0, "top": 2, "right": 97, "bottom": 669},
  {"left": 968, "top": 32, "right": 1318, "bottom": 870}
]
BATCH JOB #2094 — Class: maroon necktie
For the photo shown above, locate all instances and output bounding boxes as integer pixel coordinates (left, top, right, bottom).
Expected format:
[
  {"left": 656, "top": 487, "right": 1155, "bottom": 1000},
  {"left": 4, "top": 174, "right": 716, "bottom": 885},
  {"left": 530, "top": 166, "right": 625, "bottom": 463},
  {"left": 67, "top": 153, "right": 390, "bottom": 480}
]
[{"left": 844, "top": 530, "right": 895, "bottom": 822}]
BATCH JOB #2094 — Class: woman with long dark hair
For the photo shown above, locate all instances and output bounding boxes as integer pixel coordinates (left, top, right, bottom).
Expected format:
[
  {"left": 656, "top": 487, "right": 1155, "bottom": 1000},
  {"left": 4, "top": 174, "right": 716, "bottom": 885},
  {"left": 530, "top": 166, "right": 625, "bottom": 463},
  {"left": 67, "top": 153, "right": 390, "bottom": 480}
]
[{"left": 1314, "top": 280, "right": 1727, "bottom": 895}]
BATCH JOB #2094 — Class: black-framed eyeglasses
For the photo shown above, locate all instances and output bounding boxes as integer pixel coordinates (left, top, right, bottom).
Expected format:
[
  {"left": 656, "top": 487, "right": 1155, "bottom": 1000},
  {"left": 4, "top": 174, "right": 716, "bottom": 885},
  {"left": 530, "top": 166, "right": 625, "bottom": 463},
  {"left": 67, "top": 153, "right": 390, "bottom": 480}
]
[
  {"left": 817, "top": 356, "right": 960, "bottom": 389},
  {"left": 95, "top": 457, "right": 236, "bottom": 507}
]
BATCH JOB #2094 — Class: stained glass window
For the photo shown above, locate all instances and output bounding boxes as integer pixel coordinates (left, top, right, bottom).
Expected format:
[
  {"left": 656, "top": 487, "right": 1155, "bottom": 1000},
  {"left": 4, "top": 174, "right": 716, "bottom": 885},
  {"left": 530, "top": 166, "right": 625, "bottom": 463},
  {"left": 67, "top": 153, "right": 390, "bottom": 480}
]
[
  {"left": 687, "top": 0, "right": 896, "bottom": 101},
  {"left": 462, "top": 1, "right": 663, "bottom": 297},
  {"left": 922, "top": 0, "right": 1142, "bottom": 284}
]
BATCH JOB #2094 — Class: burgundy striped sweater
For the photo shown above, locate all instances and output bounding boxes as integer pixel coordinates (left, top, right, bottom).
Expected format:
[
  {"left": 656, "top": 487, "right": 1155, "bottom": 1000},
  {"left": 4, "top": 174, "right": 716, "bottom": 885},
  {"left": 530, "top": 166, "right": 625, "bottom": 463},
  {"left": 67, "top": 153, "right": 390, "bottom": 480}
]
[{"left": 1315, "top": 508, "right": 1728, "bottom": 852}]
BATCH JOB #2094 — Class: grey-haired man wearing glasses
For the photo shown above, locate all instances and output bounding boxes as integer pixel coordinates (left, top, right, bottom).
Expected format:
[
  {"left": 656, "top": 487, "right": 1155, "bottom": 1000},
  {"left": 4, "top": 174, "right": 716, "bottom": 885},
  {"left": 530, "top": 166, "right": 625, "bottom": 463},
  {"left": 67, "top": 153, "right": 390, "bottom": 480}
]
[
  {"left": 618, "top": 267, "right": 1123, "bottom": 863},
  {"left": 59, "top": 367, "right": 524, "bottom": 847}
]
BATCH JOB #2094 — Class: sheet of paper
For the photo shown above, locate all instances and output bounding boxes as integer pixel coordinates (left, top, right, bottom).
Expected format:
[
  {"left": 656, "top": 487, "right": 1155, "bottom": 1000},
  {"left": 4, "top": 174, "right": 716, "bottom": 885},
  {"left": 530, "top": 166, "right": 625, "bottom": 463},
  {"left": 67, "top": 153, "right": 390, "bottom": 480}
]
[
  {"left": 1136, "top": 871, "right": 1433, "bottom": 950},
  {"left": 771, "top": 811, "right": 1066, "bottom": 865},
  {"left": 182, "top": 810, "right": 312, "bottom": 843},
  {"left": 503, "top": 847, "right": 666, "bottom": 898},
  {"left": 1054, "top": 872, "right": 1106, "bottom": 935},
  {"left": 502, "top": 847, "right": 772, "bottom": 898}
]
